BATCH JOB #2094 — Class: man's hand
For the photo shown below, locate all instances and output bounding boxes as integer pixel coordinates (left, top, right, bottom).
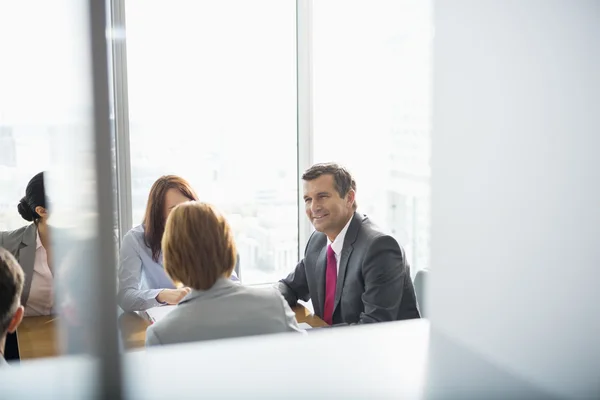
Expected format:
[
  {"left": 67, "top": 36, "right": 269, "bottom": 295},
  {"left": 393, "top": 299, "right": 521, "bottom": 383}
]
[{"left": 156, "top": 288, "right": 191, "bottom": 305}]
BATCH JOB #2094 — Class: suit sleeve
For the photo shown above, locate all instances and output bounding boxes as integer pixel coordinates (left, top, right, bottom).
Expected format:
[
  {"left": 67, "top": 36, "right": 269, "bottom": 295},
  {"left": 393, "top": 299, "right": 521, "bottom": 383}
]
[
  {"left": 276, "top": 258, "right": 310, "bottom": 308},
  {"left": 0, "top": 229, "right": 26, "bottom": 257},
  {"left": 272, "top": 289, "right": 307, "bottom": 334},
  {"left": 359, "top": 235, "right": 406, "bottom": 324},
  {"left": 0, "top": 231, "right": 14, "bottom": 252}
]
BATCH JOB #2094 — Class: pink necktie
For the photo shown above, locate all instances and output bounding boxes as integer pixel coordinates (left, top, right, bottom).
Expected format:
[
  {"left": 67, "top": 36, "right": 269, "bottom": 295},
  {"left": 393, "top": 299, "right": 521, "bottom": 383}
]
[{"left": 323, "top": 245, "right": 337, "bottom": 325}]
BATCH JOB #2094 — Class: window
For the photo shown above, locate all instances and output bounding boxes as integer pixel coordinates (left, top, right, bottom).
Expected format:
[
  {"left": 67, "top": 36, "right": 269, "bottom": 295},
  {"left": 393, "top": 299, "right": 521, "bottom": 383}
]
[
  {"left": 312, "top": 0, "right": 433, "bottom": 274},
  {"left": 0, "top": 0, "right": 114, "bottom": 367},
  {"left": 125, "top": 0, "right": 298, "bottom": 283},
  {"left": 0, "top": 1, "right": 436, "bottom": 397},
  {"left": 0, "top": 2, "right": 94, "bottom": 232}
]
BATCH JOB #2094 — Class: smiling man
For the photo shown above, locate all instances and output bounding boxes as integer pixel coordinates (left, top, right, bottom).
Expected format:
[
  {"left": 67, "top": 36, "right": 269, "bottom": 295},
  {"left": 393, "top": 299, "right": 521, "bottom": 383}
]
[{"left": 277, "top": 163, "right": 420, "bottom": 325}]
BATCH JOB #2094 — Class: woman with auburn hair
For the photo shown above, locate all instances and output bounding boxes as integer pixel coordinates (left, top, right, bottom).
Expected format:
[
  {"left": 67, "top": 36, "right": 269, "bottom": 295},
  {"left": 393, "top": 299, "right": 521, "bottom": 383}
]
[
  {"left": 145, "top": 201, "right": 304, "bottom": 346},
  {"left": 117, "top": 175, "right": 238, "bottom": 312}
]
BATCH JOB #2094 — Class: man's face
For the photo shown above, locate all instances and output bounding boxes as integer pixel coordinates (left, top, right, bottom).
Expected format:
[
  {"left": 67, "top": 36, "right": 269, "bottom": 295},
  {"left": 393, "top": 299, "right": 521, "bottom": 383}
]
[{"left": 303, "top": 174, "right": 354, "bottom": 240}]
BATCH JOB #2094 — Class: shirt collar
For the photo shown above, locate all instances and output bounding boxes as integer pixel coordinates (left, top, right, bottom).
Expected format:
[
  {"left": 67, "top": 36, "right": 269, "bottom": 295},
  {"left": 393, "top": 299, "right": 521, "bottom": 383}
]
[
  {"left": 178, "top": 277, "right": 237, "bottom": 304},
  {"left": 327, "top": 214, "right": 353, "bottom": 257}
]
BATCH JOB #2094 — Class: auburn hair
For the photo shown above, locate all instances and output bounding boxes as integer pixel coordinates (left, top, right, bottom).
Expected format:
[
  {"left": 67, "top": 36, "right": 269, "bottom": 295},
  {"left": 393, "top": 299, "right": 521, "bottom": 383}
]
[
  {"left": 162, "top": 201, "right": 236, "bottom": 290},
  {"left": 143, "top": 175, "right": 198, "bottom": 262}
]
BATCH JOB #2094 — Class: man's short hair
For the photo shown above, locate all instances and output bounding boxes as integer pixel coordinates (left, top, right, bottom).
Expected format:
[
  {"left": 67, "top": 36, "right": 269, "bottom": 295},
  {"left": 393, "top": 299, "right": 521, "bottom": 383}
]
[
  {"left": 162, "top": 201, "right": 237, "bottom": 291},
  {"left": 302, "top": 162, "right": 358, "bottom": 210},
  {"left": 0, "top": 248, "right": 24, "bottom": 334}
]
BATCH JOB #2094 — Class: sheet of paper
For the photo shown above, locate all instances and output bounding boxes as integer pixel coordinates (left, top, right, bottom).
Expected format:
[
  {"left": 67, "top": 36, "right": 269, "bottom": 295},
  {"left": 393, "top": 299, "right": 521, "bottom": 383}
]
[
  {"left": 145, "top": 305, "right": 177, "bottom": 323},
  {"left": 298, "top": 322, "right": 313, "bottom": 330}
]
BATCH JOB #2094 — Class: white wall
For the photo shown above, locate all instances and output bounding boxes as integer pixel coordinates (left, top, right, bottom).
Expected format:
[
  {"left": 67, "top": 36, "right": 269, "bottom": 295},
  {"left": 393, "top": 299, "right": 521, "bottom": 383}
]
[{"left": 428, "top": 0, "right": 600, "bottom": 398}]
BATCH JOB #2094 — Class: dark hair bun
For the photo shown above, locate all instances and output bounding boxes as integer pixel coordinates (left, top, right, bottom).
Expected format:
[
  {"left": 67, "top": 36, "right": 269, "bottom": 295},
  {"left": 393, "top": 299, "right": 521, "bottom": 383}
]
[{"left": 18, "top": 197, "right": 35, "bottom": 222}]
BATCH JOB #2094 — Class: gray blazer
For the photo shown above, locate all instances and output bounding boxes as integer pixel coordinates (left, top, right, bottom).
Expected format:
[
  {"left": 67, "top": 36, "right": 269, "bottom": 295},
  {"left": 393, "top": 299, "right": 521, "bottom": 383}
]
[
  {"left": 146, "top": 278, "right": 305, "bottom": 346},
  {"left": 0, "top": 224, "right": 38, "bottom": 307},
  {"left": 278, "top": 212, "right": 421, "bottom": 324}
]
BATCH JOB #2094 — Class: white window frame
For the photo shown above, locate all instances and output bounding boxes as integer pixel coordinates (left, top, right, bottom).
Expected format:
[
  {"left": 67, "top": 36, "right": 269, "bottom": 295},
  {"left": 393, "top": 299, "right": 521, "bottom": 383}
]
[{"left": 111, "top": 0, "right": 316, "bottom": 279}]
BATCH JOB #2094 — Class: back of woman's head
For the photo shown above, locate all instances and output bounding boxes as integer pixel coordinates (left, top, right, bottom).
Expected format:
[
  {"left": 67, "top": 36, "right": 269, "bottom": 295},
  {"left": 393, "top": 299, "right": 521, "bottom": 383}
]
[
  {"left": 17, "top": 172, "right": 47, "bottom": 222},
  {"left": 162, "top": 201, "right": 237, "bottom": 291},
  {"left": 143, "top": 175, "right": 198, "bottom": 262}
]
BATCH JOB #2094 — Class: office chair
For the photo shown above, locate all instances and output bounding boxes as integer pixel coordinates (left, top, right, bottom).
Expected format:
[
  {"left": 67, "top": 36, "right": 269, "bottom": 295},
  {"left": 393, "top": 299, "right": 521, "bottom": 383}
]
[
  {"left": 414, "top": 268, "right": 429, "bottom": 318},
  {"left": 234, "top": 254, "right": 241, "bottom": 282}
]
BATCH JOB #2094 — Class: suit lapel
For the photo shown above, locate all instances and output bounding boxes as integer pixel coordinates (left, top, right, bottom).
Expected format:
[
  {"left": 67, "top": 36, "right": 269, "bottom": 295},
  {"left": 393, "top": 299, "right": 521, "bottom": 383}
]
[
  {"left": 333, "top": 212, "right": 362, "bottom": 311},
  {"left": 18, "top": 224, "right": 38, "bottom": 307},
  {"left": 315, "top": 245, "right": 328, "bottom": 317}
]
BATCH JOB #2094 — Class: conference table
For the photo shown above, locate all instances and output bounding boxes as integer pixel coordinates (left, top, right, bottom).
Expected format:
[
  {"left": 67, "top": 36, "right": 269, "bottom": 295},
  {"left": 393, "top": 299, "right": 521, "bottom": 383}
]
[{"left": 17, "top": 304, "right": 327, "bottom": 360}]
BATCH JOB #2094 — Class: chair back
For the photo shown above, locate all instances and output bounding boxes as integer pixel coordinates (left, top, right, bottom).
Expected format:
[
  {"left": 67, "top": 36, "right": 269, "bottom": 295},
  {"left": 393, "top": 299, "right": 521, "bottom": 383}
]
[{"left": 414, "top": 268, "right": 429, "bottom": 318}]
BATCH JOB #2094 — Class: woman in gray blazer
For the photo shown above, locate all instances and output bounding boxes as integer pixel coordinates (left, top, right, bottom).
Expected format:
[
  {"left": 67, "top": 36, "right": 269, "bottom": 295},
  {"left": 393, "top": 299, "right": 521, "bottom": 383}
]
[
  {"left": 0, "top": 172, "right": 53, "bottom": 317},
  {"left": 145, "top": 201, "right": 304, "bottom": 347},
  {"left": 117, "top": 175, "right": 239, "bottom": 312}
]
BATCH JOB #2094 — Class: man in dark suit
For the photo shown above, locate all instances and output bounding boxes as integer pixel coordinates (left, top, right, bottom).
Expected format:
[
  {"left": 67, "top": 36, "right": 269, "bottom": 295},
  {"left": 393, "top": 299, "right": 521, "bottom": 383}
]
[
  {"left": 277, "top": 163, "right": 420, "bottom": 325},
  {"left": 0, "top": 248, "right": 25, "bottom": 365}
]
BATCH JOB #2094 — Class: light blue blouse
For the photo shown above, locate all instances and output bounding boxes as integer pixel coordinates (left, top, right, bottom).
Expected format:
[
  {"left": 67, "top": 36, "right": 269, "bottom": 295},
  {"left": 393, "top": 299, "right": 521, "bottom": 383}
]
[{"left": 117, "top": 224, "right": 239, "bottom": 312}]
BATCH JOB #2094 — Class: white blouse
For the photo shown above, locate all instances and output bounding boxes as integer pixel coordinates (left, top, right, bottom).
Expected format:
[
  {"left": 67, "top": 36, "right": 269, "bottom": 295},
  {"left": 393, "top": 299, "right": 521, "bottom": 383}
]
[{"left": 24, "top": 231, "right": 54, "bottom": 317}]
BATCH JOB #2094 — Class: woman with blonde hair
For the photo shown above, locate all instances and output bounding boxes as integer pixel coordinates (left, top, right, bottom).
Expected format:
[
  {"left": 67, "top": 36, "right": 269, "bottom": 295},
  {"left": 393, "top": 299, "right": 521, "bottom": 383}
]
[
  {"left": 145, "top": 201, "right": 303, "bottom": 346},
  {"left": 117, "top": 175, "right": 239, "bottom": 312}
]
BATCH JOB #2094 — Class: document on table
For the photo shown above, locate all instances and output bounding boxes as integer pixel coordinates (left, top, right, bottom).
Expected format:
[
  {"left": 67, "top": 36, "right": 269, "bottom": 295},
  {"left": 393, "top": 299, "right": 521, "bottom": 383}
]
[
  {"left": 145, "top": 305, "right": 177, "bottom": 324},
  {"left": 298, "top": 322, "right": 312, "bottom": 330}
]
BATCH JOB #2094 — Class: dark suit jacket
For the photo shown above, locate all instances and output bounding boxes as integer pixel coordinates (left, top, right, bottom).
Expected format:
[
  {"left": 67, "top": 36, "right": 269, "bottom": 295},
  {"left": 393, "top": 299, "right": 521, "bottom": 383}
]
[{"left": 278, "top": 212, "right": 420, "bottom": 324}]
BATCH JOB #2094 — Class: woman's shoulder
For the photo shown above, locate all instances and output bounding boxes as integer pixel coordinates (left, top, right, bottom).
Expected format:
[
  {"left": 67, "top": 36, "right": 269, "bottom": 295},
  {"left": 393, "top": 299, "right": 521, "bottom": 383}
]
[
  {"left": 233, "top": 284, "right": 285, "bottom": 306},
  {"left": 121, "top": 225, "right": 155, "bottom": 261},
  {"left": 122, "top": 224, "right": 145, "bottom": 244},
  {"left": 0, "top": 224, "right": 34, "bottom": 248}
]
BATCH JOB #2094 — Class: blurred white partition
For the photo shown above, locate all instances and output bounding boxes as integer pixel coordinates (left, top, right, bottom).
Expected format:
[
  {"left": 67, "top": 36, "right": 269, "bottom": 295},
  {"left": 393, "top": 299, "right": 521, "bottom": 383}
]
[
  {"left": 427, "top": 0, "right": 600, "bottom": 398},
  {"left": 0, "top": 320, "right": 429, "bottom": 399},
  {"left": 0, "top": 0, "right": 121, "bottom": 398}
]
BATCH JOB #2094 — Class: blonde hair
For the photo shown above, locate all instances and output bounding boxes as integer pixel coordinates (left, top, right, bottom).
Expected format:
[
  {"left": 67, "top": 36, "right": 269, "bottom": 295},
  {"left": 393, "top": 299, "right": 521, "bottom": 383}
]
[{"left": 162, "top": 201, "right": 236, "bottom": 290}]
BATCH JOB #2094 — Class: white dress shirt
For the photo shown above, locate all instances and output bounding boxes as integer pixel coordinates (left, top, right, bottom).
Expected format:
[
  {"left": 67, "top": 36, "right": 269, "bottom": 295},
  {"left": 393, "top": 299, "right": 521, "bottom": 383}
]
[{"left": 326, "top": 215, "right": 353, "bottom": 275}]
